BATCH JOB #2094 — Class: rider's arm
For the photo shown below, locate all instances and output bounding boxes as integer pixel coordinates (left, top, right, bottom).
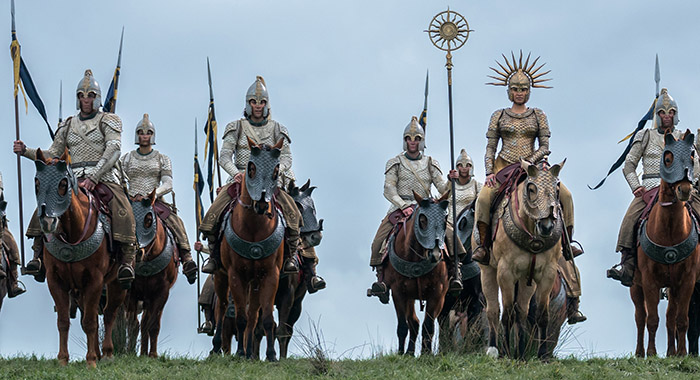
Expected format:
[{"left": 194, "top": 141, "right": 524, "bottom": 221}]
[
  {"left": 622, "top": 129, "right": 648, "bottom": 192},
  {"left": 219, "top": 120, "right": 241, "bottom": 179},
  {"left": 90, "top": 114, "right": 122, "bottom": 184},
  {"left": 484, "top": 110, "right": 502, "bottom": 176},
  {"left": 23, "top": 119, "right": 70, "bottom": 160},
  {"left": 156, "top": 153, "right": 173, "bottom": 198},
  {"left": 528, "top": 108, "right": 552, "bottom": 164},
  {"left": 429, "top": 157, "right": 449, "bottom": 195},
  {"left": 384, "top": 157, "right": 409, "bottom": 210},
  {"left": 276, "top": 123, "right": 293, "bottom": 177}
]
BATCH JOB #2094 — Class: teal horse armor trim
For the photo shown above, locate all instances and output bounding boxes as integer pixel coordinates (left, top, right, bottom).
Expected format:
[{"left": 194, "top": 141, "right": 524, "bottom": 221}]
[
  {"left": 639, "top": 216, "right": 699, "bottom": 265},
  {"left": 388, "top": 235, "right": 441, "bottom": 278},
  {"left": 45, "top": 213, "right": 110, "bottom": 263},
  {"left": 135, "top": 229, "right": 175, "bottom": 277},
  {"left": 223, "top": 212, "right": 285, "bottom": 260}
]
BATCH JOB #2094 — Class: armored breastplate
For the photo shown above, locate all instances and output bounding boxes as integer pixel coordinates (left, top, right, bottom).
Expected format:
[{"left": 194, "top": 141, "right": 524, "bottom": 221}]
[
  {"left": 448, "top": 179, "right": 479, "bottom": 220},
  {"left": 234, "top": 120, "right": 278, "bottom": 170},
  {"left": 641, "top": 129, "right": 683, "bottom": 189},
  {"left": 497, "top": 109, "right": 539, "bottom": 164},
  {"left": 64, "top": 115, "right": 119, "bottom": 183},
  {"left": 388, "top": 156, "right": 434, "bottom": 213},
  {"left": 124, "top": 150, "right": 163, "bottom": 197}
]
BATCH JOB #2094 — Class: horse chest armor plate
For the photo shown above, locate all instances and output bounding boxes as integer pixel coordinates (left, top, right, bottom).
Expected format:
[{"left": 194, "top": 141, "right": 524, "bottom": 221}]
[
  {"left": 500, "top": 197, "right": 563, "bottom": 254},
  {"left": 223, "top": 213, "right": 285, "bottom": 260},
  {"left": 639, "top": 218, "right": 698, "bottom": 265},
  {"left": 45, "top": 213, "right": 110, "bottom": 263},
  {"left": 135, "top": 229, "right": 175, "bottom": 277},
  {"left": 387, "top": 235, "right": 440, "bottom": 278}
]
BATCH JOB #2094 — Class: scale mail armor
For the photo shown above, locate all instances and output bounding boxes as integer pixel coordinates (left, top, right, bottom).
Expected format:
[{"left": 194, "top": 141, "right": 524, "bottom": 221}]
[
  {"left": 219, "top": 118, "right": 294, "bottom": 187},
  {"left": 121, "top": 149, "right": 172, "bottom": 198},
  {"left": 448, "top": 178, "right": 482, "bottom": 220},
  {"left": 485, "top": 108, "right": 550, "bottom": 175},
  {"left": 384, "top": 154, "right": 447, "bottom": 214},
  {"left": 25, "top": 112, "right": 122, "bottom": 184},
  {"left": 623, "top": 128, "right": 684, "bottom": 191}
]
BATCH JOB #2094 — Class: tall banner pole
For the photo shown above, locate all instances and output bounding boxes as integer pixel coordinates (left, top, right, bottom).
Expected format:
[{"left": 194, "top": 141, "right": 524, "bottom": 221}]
[
  {"left": 426, "top": 8, "right": 473, "bottom": 283},
  {"left": 10, "top": 0, "right": 26, "bottom": 269}
]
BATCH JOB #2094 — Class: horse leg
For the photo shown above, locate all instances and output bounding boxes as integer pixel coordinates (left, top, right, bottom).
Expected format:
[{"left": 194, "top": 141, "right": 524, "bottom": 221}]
[
  {"left": 481, "top": 265, "right": 500, "bottom": 357},
  {"left": 213, "top": 274, "right": 232, "bottom": 355},
  {"left": 275, "top": 278, "right": 294, "bottom": 360},
  {"left": 46, "top": 277, "right": 71, "bottom": 366},
  {"left": 665, "top": 287, "right": 679, "bottom": 356},
  {"left": 125, "top": 298, "right": 140, "bottom": 357},
  {"left": 630, "top": 284, "right": 647, "bottom": 358},
  {"left": 534, "top": 269, "right": 556, "bottom": 360},
  {"left": 80, "top": 281, "right": 104, "bottom": 368},
  {"left": 391, "top": 291, "right": 409, "bottom": 355},
  {"left": 497, "top": 266, "right": 517, "bottom": 358},
  {"left": 229, "top": 272, "right": 249, "bottom": 358},
  {"left": 516, "top": 281, "right": 536, "bottom": 359},
  {"left": 260, "top": 279, "right": 279, "bottom": 362},
  {"left": 245, "top": 288, "right": 262, "bottom": 360},
  {"left": 642, "top": 281, "right": 661, "bottom": 357},
  {"left": 147, "top": 295, "right": 168, "bottom": 358},
  {"left": 139, "top": 301, "right": 150, "bottom": 357},
  {"left": 422, "top": 292, "right": 446, "bottom": 356},
  {"left": 672, "top": 282, "right": 695, "bottom": 357},
  {"left": 688, "top": 283, "right": 700, "bottom": 356}
]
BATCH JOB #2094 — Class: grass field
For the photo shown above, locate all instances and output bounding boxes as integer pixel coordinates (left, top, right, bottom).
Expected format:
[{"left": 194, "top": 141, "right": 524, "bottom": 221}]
[{"left": 2, "top": 354, "right": 700, "bottom": 380}]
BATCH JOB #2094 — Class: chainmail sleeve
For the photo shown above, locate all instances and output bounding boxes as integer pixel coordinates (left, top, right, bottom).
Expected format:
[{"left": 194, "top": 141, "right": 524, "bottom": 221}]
[
  {"left": 276, "top": 123, "right": 293, "bottom": 178},
  {"left": 623, "top": 129, "right": 647, "bottom": 191},
  {"left": 429, "top": 157, "right": 449, "bottom": 195},
  {"left": 528, "top": 108, "right": 551, "bottom": 164},
  {"left": 219, "top": 121, "right": 241, "bottom": 179},
  {"left": 89, "top": 114, "right": 122, "bottom": 183},
  {"left": 484, "top": 110, "right": 503, "bottom": 175},
  {"left": 384, "top": 157, "right": 409, "bottom": 210},
  {"left": 24, "top": 119, "right": 70, "bottom": 161},
  {"left": 155, "top": 153, "right": 173, "bottom": 198}
]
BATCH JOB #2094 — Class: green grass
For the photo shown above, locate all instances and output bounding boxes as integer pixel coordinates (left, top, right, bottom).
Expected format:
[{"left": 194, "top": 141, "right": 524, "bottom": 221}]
[{"left": 2, "top": 354, "right": 700, "bottom": 380}]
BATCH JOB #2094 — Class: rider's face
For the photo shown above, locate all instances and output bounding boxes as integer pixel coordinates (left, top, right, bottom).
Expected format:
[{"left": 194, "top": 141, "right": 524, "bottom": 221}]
[
  {"left": 249, "top": 99, "right": 266, "bottom": 119},
  {"left": 658, "top": 109, "right": 675, "bottom": 128},
  {"left": 405, "top": 136, "right": 421, "bottom": 154},
  {"left": 457, "top": 163, "right": 471, "bottom": 177},
  {"left": 509, "top": 86, "right": 529, "bottom": 105},
  {"left": 78, "top": 92, "right": 95, "bottom": 114},
  {"left": 138, "top": 130, "right": 153, "bottom": 147}
]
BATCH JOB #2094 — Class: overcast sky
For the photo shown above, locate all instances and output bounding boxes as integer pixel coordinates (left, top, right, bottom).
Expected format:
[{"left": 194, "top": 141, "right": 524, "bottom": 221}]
[{"left": 2, "top": 0, "right": 700, "bottom": 360}]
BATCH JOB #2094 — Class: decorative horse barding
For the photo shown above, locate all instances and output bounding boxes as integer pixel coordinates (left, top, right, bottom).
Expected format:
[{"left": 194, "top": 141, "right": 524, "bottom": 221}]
[
  {"left": 481, "top": 159, "right": 566, "bottom": 359},
  {"left": 125, "top": 190, "right": 178, "bottom": 358},
  {"left": 631, "top": 130, "right": 700, "bottom": 357},
  {"left": 213, "top": 138, "right": 285, "bottom": 361},
  {"left": 382, "top": 191, "right": 451, "bottom": 356},
  {"left": 33, "top": 149, "right": 127, "bottom": 367}
]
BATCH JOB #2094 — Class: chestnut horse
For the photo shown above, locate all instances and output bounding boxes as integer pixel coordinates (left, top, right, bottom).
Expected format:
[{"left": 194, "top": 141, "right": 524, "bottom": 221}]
[
  {"left": 383, "top": 190, "right": 450, "bottom": 356},
  {"left": 631, "top": 130, "right": 700, "bottom": 357},
  {"left": 33, "top": 149, "right": 126, "bottom": 367},
  {"left": 214, "top": 138, "right": 285, "bottom": 361},
  {"left": 481, "top": 159, "right": 566, "bottom": 359},
  {"left": 125, "top": 190, "right": 178, "bottom": 357}
]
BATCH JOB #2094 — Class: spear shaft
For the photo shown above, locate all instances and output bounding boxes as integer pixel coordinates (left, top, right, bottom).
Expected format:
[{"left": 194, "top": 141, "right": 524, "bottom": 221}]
[{"left": 10, "top": 0, "right": 26, "bottom": 269}]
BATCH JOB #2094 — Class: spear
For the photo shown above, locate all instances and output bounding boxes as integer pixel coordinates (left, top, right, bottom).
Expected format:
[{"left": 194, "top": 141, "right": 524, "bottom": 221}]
[
  {"left": 58, "top": 80, "right": 62, "bottom": 124},
  {"left": 655, "top": 54, "right": 660, "bottom": 98},
  {"left": 194, "top": 117, "right": 203, "bottom": 333},
  {"left": 207, "top": 58, "right": 222, "bottom": 188}
]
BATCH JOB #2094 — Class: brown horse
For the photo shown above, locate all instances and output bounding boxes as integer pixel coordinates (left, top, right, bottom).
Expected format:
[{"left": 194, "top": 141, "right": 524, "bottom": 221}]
[
  {"left": 125, "top": 190, "right": 178, "bottom": 357},
  {"left": 383, "top": 190, "right": 450, "bottom": 356},
  {"left": 481, "top": 159, "right": 566, "bottom": 359},
  {"left": 631, "top": 130, "right": 700, "bottom": 357},
  {"left": 213, "top": 138, "right": 285, "bottom": 361},
  {"left": 33, "top": 149, "right": 126, "bottom": 367}
]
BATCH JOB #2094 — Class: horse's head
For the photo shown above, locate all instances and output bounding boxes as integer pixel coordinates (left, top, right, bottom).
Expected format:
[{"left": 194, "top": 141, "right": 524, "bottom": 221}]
[
  {"left": 34, "top": 149, "right": 78, "bottom": 234},
  {"left": 519, "top": 158, "right": 565, "bottom": 238},
  {"left": 130, "top": 190, "right": 158, "bottom": 248},
  {"left": 289, "top": 179, "right": 323, "bottom": 248},
  {"left": 410, "top": 190, "right": 450, "bottom": 256},
  {"left": 244, "top": 137, "right": 283, "bottom": 215},
  {"left": 661, "top": 130, "right": 695, "bottom": 202}
]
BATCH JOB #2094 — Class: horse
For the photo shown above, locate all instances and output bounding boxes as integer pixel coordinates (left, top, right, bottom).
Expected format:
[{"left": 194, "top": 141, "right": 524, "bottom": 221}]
[
  {"left": 631, "top": 130, "right": 700, "bottom": 357},
  {"left": 0, "top": 193, "right": 9, "bottom": 313},
  {"left": 382, "top": 190, "right": 451, "bottom": 356},
  {"left": 125, "top": 190, "right": 178, "bottom": 358},
  {"left": 688, "top": 282, "right": 700, "bottom": 355},
  {"left": 213, "top": 137, "right": 285, "bottom": 361},
  {"left": 33, "top": 149, "right": 127, "bottom": 367},
  {"left": 481, "top": 159, "right": 566, "bottom": 359}
]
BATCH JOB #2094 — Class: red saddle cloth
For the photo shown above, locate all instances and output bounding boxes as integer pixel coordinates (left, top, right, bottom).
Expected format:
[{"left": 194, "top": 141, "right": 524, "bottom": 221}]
[
  {"left": 491, "top": 162, "right": 526, "bottom": 213},
  {"left": 153, "top": 200, "right": 172, "bottom": 221},
  {"left": 639, "top": 186, "right": 660, "bottom": 221}
]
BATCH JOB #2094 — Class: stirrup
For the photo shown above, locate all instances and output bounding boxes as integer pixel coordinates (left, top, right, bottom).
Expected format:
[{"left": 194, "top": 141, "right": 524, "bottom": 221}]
[
  {"left": 567, "top": 310, "right": 587, "bottom": 325},
  {"left": 198, "top": 321, "right": 214, "bottom": 336},
  {"left": 8, "top": 281, "right": 27, "bottom": 298},
  {"left": 307, "top": 276, "right": 326, "bottom": 294},
  {"left": 201, "top": 258, "right": 218, "bottom": 274},
  {"left": 25, "top": 258, "right": 42, "bottom": 275},
  {"left": 283, "top": 256, "right": 299, "bottom": 274},
  {"left": 606, "top": 264, "right": 633, "bottom": 287},
  {"left": 448, "top": 277, "right": 463, "bottom": 294},
  {"left": 118, "top": 264, "right": 135, "bottom": 290},
  {"left": 367, "top": 282, "right": 389, "bottom": 304},
  {"left": 182, "top": 260, "right": 198, "bottom": 284}
]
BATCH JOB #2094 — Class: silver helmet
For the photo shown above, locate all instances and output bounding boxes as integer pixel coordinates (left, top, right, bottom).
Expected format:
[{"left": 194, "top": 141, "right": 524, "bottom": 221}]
[
  {"left": 134, "top": 113, "right": 156, "bottom": 145},
  {"left": 654, "top": 88, "right": 679, "bottom": 128},
  {"left": 456, "top": 148, "right": 473, "bottom": 169},
  {"left": 403, "top": 116, "right": 425, "bottom": 152},
  {"left": 245, "top": 76, "right": 270, "bottom": 118},
  {"left": 75, "top": 69, "right": 101, "bottom": 110}
]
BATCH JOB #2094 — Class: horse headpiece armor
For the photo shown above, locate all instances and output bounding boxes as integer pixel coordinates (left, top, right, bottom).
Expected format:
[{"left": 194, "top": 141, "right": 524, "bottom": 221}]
[
  {"left": 486, "top": 51, "right": 552, "bottom": 102},
  {"left": 34, "top": 156, "right": 79, "bottom": 219},
  {"left": 134, "top": 113, "right": 156, "bottom": 145},
  {"left": 245, "top": 138, "right": 282, "bottom": 203},
  {"left": 654, "top": 88, "right": 679, "bottom": 128},
  {"left": 521, "top": 159, "right": 564, "bottom": 221},
  {"left": 660, "top": 131, "right": 694, "bottom": 184},
  {"left": 413, "top": 195, "right": 449, "bottom": 251},
  {"left": 131, "top": 198, "right": 157, "bottom": 248},
  {"left": 290, "top": 180, "right": 323, "bottom": 234},
  {"left": 245, "top": 76, "right": 270, "bottom": 118},
  {"left": 76, "top": 69, "right": 102, "bottom": 110},
  {"left": 403, "top": 116, "right": 426, "bottom": 152}
]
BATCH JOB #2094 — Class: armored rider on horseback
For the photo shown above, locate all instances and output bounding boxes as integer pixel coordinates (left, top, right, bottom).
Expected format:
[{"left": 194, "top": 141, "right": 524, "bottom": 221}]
[
  {"left": 608, "top": 88, "right": 700, "bottom": 286},
  {"left": 199, "top": 76, "right": 325, "bottom": 293},
  {"left": 0, "top": 173, "right": 25, "bottom": 298},
  {"left": 14, "top": 69, "right": 138, "bottom": 289},
  {"left": 473, "top": 53, "right": 586, "bottom": 324},
  {"left": 120, "top": 113, "right": 198, "bottom": 284},
  {"left": 368, "top": 116, "right": 465, "bottom": 303}
]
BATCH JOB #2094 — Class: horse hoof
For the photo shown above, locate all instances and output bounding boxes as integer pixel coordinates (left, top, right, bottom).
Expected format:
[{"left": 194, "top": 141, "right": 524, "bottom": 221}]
[
  {"left": 86, "top": 360, "right": 97, "bottom": 369},
  {"left": 100, "top": 355, "right": 114, "bottom": 363},
  {"left": 58, "top": 358, "right": 69, "bottom": 367},
  {"left": 486, "top": 346, "right": 498, "bottom": 358},
  {"left": 266, "top": 355, "right": 278, "bottom": 362}
]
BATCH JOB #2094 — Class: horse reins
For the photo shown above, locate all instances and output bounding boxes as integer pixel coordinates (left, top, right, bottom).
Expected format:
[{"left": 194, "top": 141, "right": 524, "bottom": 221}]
[{"left": 55, "top": 190, "right": 96, "bottom": 246}]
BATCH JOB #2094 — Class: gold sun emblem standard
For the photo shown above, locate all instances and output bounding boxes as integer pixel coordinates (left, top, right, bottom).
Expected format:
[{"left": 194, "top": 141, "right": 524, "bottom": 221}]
[{"left": 425, "top": 8, "right": 472, "bottom": 52}]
